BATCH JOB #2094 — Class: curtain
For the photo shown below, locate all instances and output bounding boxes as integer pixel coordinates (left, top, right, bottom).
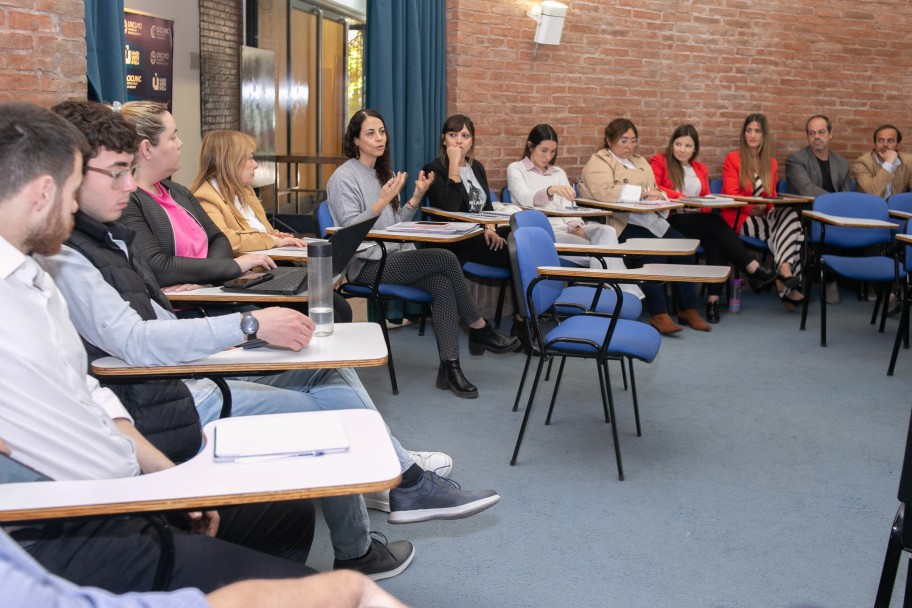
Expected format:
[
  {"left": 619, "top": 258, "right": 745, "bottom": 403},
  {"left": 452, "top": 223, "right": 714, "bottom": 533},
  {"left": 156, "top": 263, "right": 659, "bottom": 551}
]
[
  {"left": 366, "top": 0, "right": 447, "bottom": 202},
  {"left": 85, "top": 0, "right": 127, "bottom": 104}
]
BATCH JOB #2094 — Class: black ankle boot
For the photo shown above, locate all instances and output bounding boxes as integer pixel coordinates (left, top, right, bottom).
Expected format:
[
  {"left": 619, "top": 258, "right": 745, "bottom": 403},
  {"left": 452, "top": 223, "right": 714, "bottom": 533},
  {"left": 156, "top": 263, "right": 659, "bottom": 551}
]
[
  {"left": 436, "top": 360, "right": 478, "bottom": 398},
  {"left": 468, "top": 321, "right": 519, "bottom": 355},
  {"left": 706, "top": 300, "right": 720, "bottom": 323}
]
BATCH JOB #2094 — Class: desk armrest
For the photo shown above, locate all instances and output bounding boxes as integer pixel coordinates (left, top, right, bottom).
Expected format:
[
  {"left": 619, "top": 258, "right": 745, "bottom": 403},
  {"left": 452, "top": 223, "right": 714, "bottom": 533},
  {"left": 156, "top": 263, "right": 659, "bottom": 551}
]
[
  {"left": 803, "top": 210, "right": 900, "bottom": 229},
  {"left": 536, "top": 264, "right": 730, "bottom": 283}
]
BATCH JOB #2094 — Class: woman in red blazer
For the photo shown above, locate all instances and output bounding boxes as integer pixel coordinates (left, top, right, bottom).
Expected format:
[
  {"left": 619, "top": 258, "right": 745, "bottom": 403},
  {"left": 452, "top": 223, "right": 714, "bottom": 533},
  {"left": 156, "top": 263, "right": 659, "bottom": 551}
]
[
  {"left": 721, "top": 114, "right": 804, "bottom": 309},
  {"left": 650, "top": 124, "right": 777, "bottom": 323}
]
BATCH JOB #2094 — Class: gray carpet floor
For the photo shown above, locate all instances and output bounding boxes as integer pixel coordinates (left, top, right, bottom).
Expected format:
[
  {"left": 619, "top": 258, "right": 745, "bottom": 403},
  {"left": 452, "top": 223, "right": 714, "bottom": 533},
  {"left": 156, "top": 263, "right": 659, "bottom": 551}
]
[{"left": 308, "top": 286, "right": 911, "bottom": 607}]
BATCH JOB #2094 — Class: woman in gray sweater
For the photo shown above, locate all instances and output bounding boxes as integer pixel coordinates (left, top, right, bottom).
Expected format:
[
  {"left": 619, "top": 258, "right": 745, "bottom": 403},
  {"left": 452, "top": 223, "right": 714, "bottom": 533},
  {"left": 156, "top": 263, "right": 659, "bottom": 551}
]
[{"left": 327, "top": 109, "right": 518, "bottom": 398}]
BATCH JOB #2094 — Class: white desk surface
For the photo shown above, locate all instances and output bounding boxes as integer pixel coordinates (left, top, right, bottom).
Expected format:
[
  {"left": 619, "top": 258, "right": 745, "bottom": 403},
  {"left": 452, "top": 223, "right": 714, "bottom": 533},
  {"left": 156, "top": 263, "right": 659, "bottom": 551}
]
[
  {"left": 726, "top": 194, "right": 815, "bottom": 204},
  {"left": 245, "top": 243, "right": 372, "bottom": 261},
  {"left": 679, "top": 196, "right": 748, "bottom": 209},
  {"left": 803, "top": 210, "right": 900, "bottom": 229},
  {"left": 0, "top": 410, "right": 401, "bottom": 522},
  {"left": 896, "top": 233, "right": 912, "bottom": 245},
  {"left": 421, "top": 207, "right": 511, "bottom": 225},
  {"left": 555, "top": 238, "right": 699, "bottom": 257},
  {"left": 327, "top": 225, "right": 483, "bottom": 243},
  {"left": 539, "top": 207, "right": 614, "bottom": 217},
  {"left": 537, "top": 263, "right": 730, "bottom": 283},
  {"left": 574, "top": 197, "right": 684, "bottom": 213},
  {"left": 164, "top": 273, "right": 345, "bottom": 303},
  {"left": 890, "top": 210, "right": 912, "bottom": 220},
  {"left": 91, "top": 322, "right": 387, "bottom": 376}
]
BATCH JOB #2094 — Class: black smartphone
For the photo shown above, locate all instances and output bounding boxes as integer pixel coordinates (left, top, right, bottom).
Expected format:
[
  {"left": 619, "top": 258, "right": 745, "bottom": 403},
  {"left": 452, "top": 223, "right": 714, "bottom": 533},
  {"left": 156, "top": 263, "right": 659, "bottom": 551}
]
[
  {"left": 223, "top": 272, "right": 273, "bottom": 289},
  {"left": 0, "top": 453, "right": 52, "bottom": 483}
]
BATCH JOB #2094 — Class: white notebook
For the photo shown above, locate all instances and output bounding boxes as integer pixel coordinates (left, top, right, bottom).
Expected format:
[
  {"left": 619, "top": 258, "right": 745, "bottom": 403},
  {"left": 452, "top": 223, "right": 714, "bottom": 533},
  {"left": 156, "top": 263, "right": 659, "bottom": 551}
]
[{"left": 213, "top": 412, "right": 350, "bottom": 462}]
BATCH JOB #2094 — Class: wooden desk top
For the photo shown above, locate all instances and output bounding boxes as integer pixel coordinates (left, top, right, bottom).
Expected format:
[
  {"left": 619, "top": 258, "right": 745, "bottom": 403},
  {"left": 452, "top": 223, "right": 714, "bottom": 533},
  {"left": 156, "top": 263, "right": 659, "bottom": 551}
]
[
  {"left": 327, "top": 225, "right": 483, "bottom": 244},
  {"left": 679, "top": 196, "right": 749, "bottom": 209},
  {"left": 554, "top": 238, "right": 699, "bottom": 257},
  {"left": 574, "top": 197, "right": 683, "bottom": 213},
  {"left": 537, "top": 263, "right": 730, "bottom": 283},
  {"left": 539, "top": 207, "right": 614, "bottom": 218},
  {"left": 802, "top": 210, "right": 900, "bottom": 229},
  {"left": 0, "top": 410, "right": 401, "bottom": 522},
  {"left": 91, "top": 322, "right": 388, "bottom": 377},
  {"left": 897, "top": 233, "right": 912, "bottom": 245},
  {"left": 726, "top": 194, "right": 815, "bottom": 205},
  {"left": 421, "top": 207, "right": 511, "bottom": 225},
  {"left": 164, "top": 274, "right": 345, "bottom": 303},
  {"left": 244, "top": 243, "right": 372, "bottom": 262},
  {"left": 890, "top": 210, "right": 912, "bottom": 220}
]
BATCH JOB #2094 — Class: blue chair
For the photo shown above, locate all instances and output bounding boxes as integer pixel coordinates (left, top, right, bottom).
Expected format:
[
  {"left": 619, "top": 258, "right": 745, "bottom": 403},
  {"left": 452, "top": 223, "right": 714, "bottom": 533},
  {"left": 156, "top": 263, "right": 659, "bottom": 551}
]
[
  {"left": 888, "top": 220, "right": 912, "bottom": 375},
  {"left": 500, "top": 186, "right": 511, "bottom": 203},
  {"left": 709, "top": 178, "right": 723, "bottom": 194},
  {"left": 799, "top": 192, "right": 901, "bottom": 347},
  {"left": 508, "top": 227, "right": 660, "bottom": 480},
  {"left": 777, "top": 178, "right": 788, "bottom": 194},
  {"left": 510, "top": 209, "right": 586, "bottom": 268},
  {"left": 888, "top": 193, "right": 912, "bottom": 233},
  {"left": 315, "top": 202, "right": 432, "bottom": 394}
]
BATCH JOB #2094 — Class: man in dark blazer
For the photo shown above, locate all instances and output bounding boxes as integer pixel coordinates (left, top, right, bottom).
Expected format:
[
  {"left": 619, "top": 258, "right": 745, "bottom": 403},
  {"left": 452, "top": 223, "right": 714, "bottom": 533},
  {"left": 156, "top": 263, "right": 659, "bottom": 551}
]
[{"left": 785, "top": 115, "right": 852, "bottom": 197}]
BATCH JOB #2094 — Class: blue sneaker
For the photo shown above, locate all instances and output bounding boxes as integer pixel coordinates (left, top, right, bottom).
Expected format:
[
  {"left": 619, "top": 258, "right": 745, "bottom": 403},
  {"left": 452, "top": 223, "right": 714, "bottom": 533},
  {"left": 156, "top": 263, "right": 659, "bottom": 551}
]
[{"left": 388, "top": 471, "right": 500, "bottom": 524}]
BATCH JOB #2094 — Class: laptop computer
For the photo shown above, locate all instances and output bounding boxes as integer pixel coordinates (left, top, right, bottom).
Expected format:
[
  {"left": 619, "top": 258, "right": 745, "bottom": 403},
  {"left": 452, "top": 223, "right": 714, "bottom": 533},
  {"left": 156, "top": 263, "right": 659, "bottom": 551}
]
[{"left": 221, "top": 215, "right": 378, "bottom": 296}]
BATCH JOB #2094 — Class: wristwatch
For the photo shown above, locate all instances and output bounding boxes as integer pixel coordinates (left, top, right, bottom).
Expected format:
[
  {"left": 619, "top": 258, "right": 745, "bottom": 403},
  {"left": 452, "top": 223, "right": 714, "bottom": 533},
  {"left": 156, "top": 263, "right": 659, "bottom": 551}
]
[{"left": 240, "top": 312, "right": 259, "bottom": 340}]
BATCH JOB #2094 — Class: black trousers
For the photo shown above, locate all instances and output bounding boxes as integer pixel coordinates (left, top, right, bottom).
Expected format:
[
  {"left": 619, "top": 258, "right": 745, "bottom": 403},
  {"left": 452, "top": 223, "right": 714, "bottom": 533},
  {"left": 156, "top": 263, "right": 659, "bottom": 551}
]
[
  {"left": 444, "top": 227, "right": 511, "bottom": 268},
  {"left": 16, "top": 499, "right": 316, "bottom": 594},
  {"left": 618, "top": 223, "right": 699, "bottom": 315},
  {"left": 668, "top": 212, "right": 754, "bottom": 297}
]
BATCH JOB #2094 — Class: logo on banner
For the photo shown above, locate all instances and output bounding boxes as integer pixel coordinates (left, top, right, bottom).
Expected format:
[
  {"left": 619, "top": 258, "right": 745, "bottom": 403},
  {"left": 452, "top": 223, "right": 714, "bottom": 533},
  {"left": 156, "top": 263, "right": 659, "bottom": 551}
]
[
  {"left": 150, "top": 51, "right": 170, "bottom": 65},
  {"left": 150, "top": 24, "right": 172, "bottom": 41},
  {"left": 152, "top": 74, "right": 168, "bottom": 92},
  {"left": 125, "top": 45, "right": 140, "bottom": 66},
  {"left": 124, "top": 19, "right": 143, "bottom": 36}
]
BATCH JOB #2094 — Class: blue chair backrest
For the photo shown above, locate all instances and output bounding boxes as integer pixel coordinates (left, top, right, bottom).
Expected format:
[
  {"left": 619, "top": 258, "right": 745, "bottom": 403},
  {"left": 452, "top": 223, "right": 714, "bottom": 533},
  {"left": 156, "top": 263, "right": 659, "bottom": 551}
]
[
  {"left": 500, "top": 187, "right": 511, "bottom": 203},
  {"left": 888, "top": 193, "right": 912, "bottom": 215},
  {"left": 315, "top": 201, "right": 333, "bottom": 238},
  {"left": 904, "top": 221, "right": 912, "bottom": 270},
  {"left": 777, "top": 178, "right": 788, "bottom": 194},
  {"left": 510, "top": 209, "right": 556, "bottom": 241},
  {"left": 511, "top": 227, "right": 564, "bottom": 318},
  {"left": 709, "top": 178, "right": 723, "bottom": 194},
  {"left": 812, "top": 192, "right": 892, "bottom": 248}
]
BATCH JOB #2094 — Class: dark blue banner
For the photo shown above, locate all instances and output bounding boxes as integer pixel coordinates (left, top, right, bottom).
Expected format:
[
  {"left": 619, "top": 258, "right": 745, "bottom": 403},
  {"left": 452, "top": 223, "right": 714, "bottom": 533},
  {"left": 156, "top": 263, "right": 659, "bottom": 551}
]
[{"left": 124, "top": 11, "right": 173, "bottom": 110}]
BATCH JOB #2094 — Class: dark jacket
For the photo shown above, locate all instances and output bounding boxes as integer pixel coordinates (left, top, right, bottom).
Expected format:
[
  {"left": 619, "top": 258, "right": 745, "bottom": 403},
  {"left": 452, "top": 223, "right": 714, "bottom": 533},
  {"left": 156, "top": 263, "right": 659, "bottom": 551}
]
[
  {"left": 120, "top": 180, "right": 241, "bottom": 287},
  {"left": 422, "top": 157, "right": 493, "bottom": 212},
  {"left": 65, "top": 211, "right": 202, "bottom": 463}
]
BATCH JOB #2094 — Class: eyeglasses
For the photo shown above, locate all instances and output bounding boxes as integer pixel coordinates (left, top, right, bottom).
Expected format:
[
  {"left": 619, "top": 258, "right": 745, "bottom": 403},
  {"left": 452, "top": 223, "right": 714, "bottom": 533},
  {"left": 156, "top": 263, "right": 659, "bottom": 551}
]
[
  {"left": 619, "top": 138, "right": 639, "bottom": 146},
  {"left": 86, "top": 165, "right": 137, "bottom": 189}
]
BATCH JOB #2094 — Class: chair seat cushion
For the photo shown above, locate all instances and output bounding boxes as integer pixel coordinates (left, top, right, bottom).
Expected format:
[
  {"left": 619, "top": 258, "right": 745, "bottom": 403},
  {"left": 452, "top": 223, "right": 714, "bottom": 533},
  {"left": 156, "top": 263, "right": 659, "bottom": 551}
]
[
  {"left": 462, "top": 262, "right": 510, "bottom": 280},
  {"left": 822, "top": 255, "right": 902, "bottom": 282},
  {"left": 554, "top": 285, "right": 642, "bottom": 319},
  {"left": 543, "top": 316, "right": 660, "bottom": 361},
  {"left": 341, "top": 283, "right": 433, "bottom": 302},
  {"left": 740, "top": 235, "right": 769, "bottom": 251}
]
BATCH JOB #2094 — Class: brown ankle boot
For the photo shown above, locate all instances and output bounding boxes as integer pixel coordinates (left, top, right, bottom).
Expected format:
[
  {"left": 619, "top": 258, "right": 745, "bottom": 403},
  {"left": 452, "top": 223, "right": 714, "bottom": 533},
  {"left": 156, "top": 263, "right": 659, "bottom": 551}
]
[
  {"left": 678, "top": 308, "right": 711, "bottom": 331},
  {"left": 650, "top": 313, "right": 682, "bottom": 335}
]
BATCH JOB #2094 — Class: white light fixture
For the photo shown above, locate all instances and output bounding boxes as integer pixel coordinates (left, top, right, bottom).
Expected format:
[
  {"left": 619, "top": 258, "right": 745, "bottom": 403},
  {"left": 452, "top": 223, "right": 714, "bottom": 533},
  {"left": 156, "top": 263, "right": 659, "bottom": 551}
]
[{"left": 526, "top": 1, "right": 569, "bottom": 56}]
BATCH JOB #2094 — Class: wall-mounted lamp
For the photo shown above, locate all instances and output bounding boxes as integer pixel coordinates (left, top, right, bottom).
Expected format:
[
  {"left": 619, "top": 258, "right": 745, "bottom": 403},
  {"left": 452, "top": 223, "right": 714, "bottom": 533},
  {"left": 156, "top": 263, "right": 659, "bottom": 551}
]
[{"left": 526, "top": 1, "right": 569, "bottom": 57}]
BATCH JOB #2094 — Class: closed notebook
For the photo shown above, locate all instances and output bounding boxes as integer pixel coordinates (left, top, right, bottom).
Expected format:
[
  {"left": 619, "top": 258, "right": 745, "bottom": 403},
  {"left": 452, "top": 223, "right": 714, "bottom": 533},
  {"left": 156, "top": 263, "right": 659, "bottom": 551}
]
[{"left": 213, "top": 412, "right": 350, "bottom": 462}]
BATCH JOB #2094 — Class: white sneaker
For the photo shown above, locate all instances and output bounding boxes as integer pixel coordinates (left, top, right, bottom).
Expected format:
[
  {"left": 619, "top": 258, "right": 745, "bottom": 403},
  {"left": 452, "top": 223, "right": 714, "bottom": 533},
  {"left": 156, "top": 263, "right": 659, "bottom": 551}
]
[{"left": 364, "top": 451, "right": 454, "bottom": 512}]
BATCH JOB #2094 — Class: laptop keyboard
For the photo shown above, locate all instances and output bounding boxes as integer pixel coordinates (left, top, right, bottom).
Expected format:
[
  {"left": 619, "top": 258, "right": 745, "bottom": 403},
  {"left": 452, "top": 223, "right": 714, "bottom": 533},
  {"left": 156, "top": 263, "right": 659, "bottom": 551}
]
[{"left": 263, "top": 269, "right": 308, "bottom": 293}]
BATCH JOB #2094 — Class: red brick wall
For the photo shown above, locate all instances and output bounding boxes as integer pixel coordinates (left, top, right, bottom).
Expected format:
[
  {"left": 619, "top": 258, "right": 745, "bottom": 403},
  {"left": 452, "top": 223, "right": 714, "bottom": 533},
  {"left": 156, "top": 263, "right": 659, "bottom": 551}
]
[
  {"left": 0, "top": 0, "right": 86, "bottom": 105},
  {"left": 199, "top": 0, "right": 242, "bottom": 132},
  {"left": 446, "top": 0, "right": 912, "bottom": 192}
]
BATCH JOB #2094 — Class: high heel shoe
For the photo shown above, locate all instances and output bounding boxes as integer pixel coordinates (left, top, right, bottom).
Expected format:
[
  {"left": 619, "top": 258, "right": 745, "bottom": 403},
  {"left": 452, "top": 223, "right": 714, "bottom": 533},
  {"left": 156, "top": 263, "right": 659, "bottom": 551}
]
[
  {"left": 436, "top": 360, "right": 478, "bottom": 398},
  {"left": 747, "top": 265, "right": 778, "bottom": 292},
  {"left": 778, "top": 290, "right": 804, "bottom": 312},
  {"left": 468, "top": 321, "right": 519, "bottom": 355},
  {"left": 705, "top": 300, "right": 720, "bottom": 324},
  {"left": 779, "top": 274, "right": 801, "bottom": 291}
]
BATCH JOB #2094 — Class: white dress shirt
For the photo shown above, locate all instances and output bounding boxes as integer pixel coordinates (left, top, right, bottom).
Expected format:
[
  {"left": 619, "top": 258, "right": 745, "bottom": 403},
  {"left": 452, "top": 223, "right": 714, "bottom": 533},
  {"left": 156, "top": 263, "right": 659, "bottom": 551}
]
[{"left": 0, "top": 236, "right": 140, "bottom": 481}]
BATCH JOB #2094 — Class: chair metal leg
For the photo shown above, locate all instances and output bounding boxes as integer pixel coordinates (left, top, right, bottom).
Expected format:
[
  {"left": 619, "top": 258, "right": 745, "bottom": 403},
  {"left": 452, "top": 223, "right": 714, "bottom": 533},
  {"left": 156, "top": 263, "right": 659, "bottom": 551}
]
[
  {"left": 544, "top": 356, "right": 554, "bottom": 381},
  {"left": 493, "top": 279, "right": 508, "bottom": 329},
  {"left": 597, "top": 361, "right": 624, "bottom": 480},
  {"left": 799, "top": 254, "right": 815, "bottom": 331},
  {"left": 620, "top": 358, "right": 629, "bottom": 390},
  {"left": 878, "top": 286, "right": 890, "bottom": 333},
  {"left": 889, "top": 302, "right": 907, "bottom": 376},
  {"left": 376, "top": 299, "right": 399, "bottom": 395},
  {"left": 544, "top": 356, "right": 567, "bottom": 425},
  {"left": 511, "top": 357, "right": 546, "bottom": 466},
  {"left": 820, "top": 264, "right": 828, "bottom": 347},
  {"left": 418, "top": 304, "right": 427, "bottom": 336},
  {"left": 876, "top": 505, "right": 905, "bottom": 608},
  {"left": 628, "top": 358, "right": 642, "bottom": 437},
  {"left": 512, "top": 350, "right": 534, "bottom": 412}
]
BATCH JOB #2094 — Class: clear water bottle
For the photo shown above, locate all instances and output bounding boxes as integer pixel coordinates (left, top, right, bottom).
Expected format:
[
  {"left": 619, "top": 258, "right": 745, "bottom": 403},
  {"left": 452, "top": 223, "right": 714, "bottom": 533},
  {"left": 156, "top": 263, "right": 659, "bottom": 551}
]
[
  {"left": 307, "top": 241, "right": 334, "bottom": 336},
  {"left": 729, "top": 278, "right": 743, "bottom": 314}
]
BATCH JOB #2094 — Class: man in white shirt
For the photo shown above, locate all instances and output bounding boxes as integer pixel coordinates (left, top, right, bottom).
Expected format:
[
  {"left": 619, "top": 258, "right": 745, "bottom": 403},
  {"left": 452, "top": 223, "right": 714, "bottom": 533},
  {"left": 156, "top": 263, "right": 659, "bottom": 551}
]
[{"left": 0, "top": 102, "right": 318, "bottom": 593}]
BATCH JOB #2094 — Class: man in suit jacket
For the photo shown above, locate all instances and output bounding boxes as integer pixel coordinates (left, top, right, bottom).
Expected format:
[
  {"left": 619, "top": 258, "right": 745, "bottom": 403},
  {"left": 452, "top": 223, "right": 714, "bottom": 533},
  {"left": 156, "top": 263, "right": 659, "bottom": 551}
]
[
  {"left": 854, "top": 124, "right": 912, "bottom": 198},
  {"left": 785, "top": 115, "right": 852, "bottom": 196}
]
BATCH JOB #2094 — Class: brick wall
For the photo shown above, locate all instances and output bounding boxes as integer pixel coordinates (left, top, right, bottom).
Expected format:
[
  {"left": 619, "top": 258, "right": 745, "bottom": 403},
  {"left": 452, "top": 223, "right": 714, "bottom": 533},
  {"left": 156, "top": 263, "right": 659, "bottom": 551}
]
[
  {"left": 446, "top": 0, "right": 912, "bottom": 192},
  {"left": 199, "top": 0, "right": 241, "bottom": 132},
  {"left": 0, "top": 0, "right": 86, "bottom": 105}
]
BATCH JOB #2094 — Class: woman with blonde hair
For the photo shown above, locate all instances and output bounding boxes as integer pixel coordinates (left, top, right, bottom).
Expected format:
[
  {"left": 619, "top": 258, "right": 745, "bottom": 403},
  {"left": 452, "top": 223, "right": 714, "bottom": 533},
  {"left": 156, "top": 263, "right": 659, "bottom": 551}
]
[{"left": 191, "top": 130, "right": 307, "bottom": 253}]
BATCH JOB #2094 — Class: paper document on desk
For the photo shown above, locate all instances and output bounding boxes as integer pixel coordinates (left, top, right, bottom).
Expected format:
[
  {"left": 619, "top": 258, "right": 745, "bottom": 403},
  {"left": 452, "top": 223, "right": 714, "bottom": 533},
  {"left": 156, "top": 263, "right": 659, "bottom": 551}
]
[
  {"left": 386, "top": 221, "right": 477, "bottom": 234},
  {"left": 682, "top": 195, "right": 737, "bottom": 205},
  {"left": 213, "top": 412, "right": 350, "bottom": 462}
]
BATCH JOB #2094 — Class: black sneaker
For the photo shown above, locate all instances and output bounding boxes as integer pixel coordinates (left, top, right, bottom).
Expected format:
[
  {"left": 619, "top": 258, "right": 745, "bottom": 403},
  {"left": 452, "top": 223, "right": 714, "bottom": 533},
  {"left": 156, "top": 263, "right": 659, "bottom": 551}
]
[
  {"left": 388, "top": 470, "right": 501, "bottom": 524},
  {"left": 332, "top": 533, "right": 415, "bottom": 581}
]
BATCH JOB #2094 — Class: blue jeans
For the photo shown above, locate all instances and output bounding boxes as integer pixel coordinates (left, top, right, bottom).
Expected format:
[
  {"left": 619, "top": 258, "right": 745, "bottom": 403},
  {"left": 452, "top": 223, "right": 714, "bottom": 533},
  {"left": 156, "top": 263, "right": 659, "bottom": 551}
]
[{"left": 195, "top": 367, "right": 413, "bottom": 560}]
